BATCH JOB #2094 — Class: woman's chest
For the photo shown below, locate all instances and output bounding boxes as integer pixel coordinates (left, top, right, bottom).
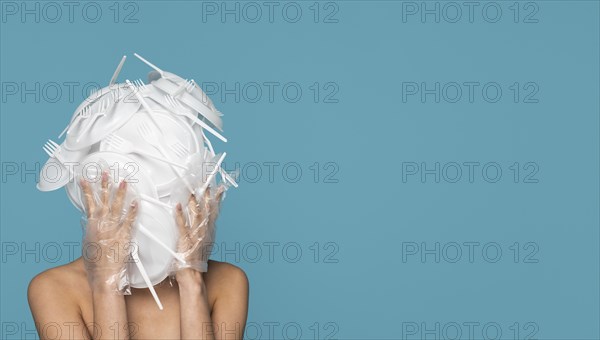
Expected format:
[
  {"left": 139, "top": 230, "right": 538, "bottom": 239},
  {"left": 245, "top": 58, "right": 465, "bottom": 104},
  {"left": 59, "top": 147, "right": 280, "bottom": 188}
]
[
  {"left": 125, "top": 288, "right": 182, "bottom": 339},
  {"left": 82, "top": 285, "right": 186, "bottom": 339}
]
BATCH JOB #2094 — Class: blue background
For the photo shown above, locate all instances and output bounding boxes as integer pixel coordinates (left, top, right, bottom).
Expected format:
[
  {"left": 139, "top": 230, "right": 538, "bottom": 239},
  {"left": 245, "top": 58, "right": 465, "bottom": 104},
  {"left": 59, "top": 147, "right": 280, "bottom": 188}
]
[{"left": 1, "top": 1, "right": 599, "bottom": 339}]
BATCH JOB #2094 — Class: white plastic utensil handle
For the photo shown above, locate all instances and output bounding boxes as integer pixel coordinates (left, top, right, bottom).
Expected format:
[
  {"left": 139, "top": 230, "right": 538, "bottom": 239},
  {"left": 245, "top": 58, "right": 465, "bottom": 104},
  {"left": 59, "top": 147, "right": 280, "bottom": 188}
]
[
  {"left": 201, "top": 132, "right": 237, "bottom": 187},
  {"left": 180, "top": 111, "right": 227, "bottom": 143},
  {"left": 152, "top": 78, "right": 223, "bottom": 130},
  {"left": 75, "top": 113, "right": 104, "bottom": 143},
  {"left": 125, "top": 80, "right": 163, "bottom": 132},
  {"left": 110, "top": 56, "right": 127, "bottom": 86},
  {"left": 222, "top": 169, "right": 239, "bottom": 188},
  {"left": 59, "top": 112, "right": 84, "bottom": 138},
  {"left": 137, "top": 223, "right": 186, "bottom": 264},
  {"left": 58, "top": 124, "right": 70, "bottom": 139},
  {"left": 133, "top": 53, "right": 164, "bottom": 76},
  {"left": 178, "top": 92, "right": 223, "bottom": 131},
  {"left": 201, "top": 132, "right": 235, "bottom": 186},
  {"left": 197, "top": 152, "right": 227, "bottom": 197},
  {"left": 52, "top": 152, "right": 76, "bottom": 182},
  {"left": 171, "top": 81, "right": 189, "bottom": 97},
  {"left": 130, "top": 247, "right": 164, "bottom": 310}
]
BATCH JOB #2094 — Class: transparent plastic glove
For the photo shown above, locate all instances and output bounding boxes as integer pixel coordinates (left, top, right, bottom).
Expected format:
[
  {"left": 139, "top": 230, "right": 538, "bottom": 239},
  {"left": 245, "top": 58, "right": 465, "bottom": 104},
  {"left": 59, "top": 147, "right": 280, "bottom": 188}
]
[
  {"left": 80, "top": 171, "right": 139, "bottom": 293},
  {"left": 172, "top": 184, "right": 226, "bottom": 275},
  {"left": 168, "top": 151, "right": 231, "bottom": 210}
]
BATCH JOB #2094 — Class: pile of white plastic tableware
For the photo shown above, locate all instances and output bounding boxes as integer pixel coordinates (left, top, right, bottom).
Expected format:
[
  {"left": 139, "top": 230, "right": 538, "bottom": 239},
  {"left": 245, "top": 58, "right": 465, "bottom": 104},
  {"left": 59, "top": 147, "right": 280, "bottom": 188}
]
[{"left": 36, "top": 54, "right": 237, "bottom": 310}]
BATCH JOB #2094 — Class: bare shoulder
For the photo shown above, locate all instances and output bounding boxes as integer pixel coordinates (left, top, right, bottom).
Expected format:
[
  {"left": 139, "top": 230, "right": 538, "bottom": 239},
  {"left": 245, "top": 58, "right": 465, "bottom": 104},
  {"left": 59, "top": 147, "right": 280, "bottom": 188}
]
[
  {"left": 204, "top": 260, "right": 249, "bottom": 307},
  {"left": 28, "top": 259, "right": 92, "bottom": 338},
  {"left": 205, "top": 260, "right": 249, "bottom": 293},
  {"left": 204, "top": 260, "right": 249, "bottom": 326},
  {"left": 28, "top": 258, "right": 88, "bottom": 313}
]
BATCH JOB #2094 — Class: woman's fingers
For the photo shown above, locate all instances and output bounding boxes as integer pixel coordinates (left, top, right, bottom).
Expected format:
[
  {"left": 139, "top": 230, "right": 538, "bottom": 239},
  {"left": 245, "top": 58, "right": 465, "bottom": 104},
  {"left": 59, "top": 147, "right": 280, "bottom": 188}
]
[
  {"left": 110, "top": 181, "right": 127, "bottom": 221},
  {"left": 100, "top": 171, "right": 110, "bottom": 216},
  {"left": 175, "top": 203, "right": 188, "bottom": 238},
  {"left": 202, "top": 187, "right": 211, "bottom": 215},
  {"left": 214, "top": 185, "right": 225, "bottom": 211},
  {"left": 187, "top": 194, "right": 198, "bottom": 215},
  {"left": 203, "top": 185, "right": 211, "bottom": 202},
  {"left": 208, "top": 185, "right": 225, "bottom": 225},
  {"left": 189, "top": 192, "right": 209, "bottom": 228},
  {"left": 215, "top": 185, "right": 225, "bottom": 202},
  {"left": 187, "top": 194, "right": 199, "bottom": 227},
  {"left": 79, "top": 179, "right": 95, "bottom": 218},
  {"left": 121, "top": 200, "right": 138, "bottom": 235}
]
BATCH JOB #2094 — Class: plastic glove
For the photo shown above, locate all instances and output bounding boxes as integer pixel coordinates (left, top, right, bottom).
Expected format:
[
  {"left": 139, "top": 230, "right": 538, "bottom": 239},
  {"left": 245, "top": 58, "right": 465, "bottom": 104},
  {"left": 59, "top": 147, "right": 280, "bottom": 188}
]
[
  {"left": 80, "top": 170, "right": 139, "bottom": 293},
  {"left": 172, "top": 184, "right": 226, "bottom": 275}
]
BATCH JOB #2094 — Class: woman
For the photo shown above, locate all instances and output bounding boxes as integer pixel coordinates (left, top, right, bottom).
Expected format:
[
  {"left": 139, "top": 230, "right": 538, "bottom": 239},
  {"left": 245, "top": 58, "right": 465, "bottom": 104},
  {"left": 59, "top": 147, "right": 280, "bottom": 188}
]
[{"left": 28, "top": 172, "right": 249, "bottom": 339}]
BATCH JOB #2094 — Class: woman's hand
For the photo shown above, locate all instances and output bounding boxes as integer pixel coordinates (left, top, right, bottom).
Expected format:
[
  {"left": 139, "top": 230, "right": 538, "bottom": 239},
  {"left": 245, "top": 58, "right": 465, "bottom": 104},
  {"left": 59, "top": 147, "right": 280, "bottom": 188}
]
[
  {"left": 173, "top": 185, "right": 225, "bottom": 283},
  {"left": 173, "top": 185, "right": 226, "bottom": 340},
  {"left": 80, "top": 171, "right": 138, "bottom": 293}
]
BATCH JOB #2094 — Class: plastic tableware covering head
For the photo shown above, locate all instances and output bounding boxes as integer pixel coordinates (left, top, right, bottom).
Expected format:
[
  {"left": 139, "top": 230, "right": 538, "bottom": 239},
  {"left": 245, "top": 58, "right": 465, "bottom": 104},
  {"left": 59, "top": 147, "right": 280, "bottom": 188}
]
[
  {"left": 37, "top": 54, "right": 237, "bottom": 309},
  {"left": 64, "top": 85, "right": 142, "bottom": 151},
  {"left": 148, "top": 69, "right": 218, "bottom": 113},
  {"left": 97, "top": 107, "right": 200, "bottom": 198},
  {"left": 37, "top": 142, "right": 93, "bottom": 192}
]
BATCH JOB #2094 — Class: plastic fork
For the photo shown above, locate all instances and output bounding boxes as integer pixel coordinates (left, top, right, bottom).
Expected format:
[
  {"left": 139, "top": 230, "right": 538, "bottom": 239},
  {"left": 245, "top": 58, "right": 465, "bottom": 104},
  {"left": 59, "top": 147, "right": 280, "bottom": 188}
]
[
  {"left": 172, "top": 79, "right": 196, "bottom": 97},
  {"left": 76, "top": 97, "right": 111, "bottom": 143},
  {"left": 104, "top": 134, "right": 188, "bottom": 169},
  {"left": 170, "top": 142, "right": 189, "bottom": 159},
  {"left": 42, "top": 139, "right": 74, "bottom": 180},
  {"left": 42, "top": 139, "right": 63, "bottom": 161},
  {"left": 133, "top": 79, "right": 150, "bottom": 98},
  {"left": 58, "top": 105, "right": 92, "bottom": 138},
  {"left": 137, "top": 121, "right": 172, "bottom": 158},
  {"left": 164, "top": 93, "right": 189, "bottom": 111},
  {"left": 199, "top": 130, "right": 238, "bottom": 188},
  {"left": 164, "top": 94, "right": 227, "bottom": 143},
  {"left": 196, "top": 152, "right": 227, "bottom": 197},
  {"left": 125, "top": 80, "right": 162, "bottom": 131},
  {"left": 134, "top": 79, "right": 147, "bottom": 90},
  {"left": 138, "top": 121, "right": 195, "bottom": 194}
]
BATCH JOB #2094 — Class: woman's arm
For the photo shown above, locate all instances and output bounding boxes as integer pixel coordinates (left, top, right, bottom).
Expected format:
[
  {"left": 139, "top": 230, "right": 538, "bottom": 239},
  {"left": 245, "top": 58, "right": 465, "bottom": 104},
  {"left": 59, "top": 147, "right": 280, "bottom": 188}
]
[
  {"left": 79, "top": 174, "right": 138, "bottom": 340},
  {"left": 91, "top": 285, "right": 130, "bottom": 339},
  {"left": 174, "top": 187, "right": 249, "bottom": 339},
  {"left": 177, "top": 265, "right": 249, "bottom": 340},
  {"left": 204, "top": 263, "right": 249, "bottom": 339},
  {"left": 177, "top": 269, "right": 214, "bottom": 339}
]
